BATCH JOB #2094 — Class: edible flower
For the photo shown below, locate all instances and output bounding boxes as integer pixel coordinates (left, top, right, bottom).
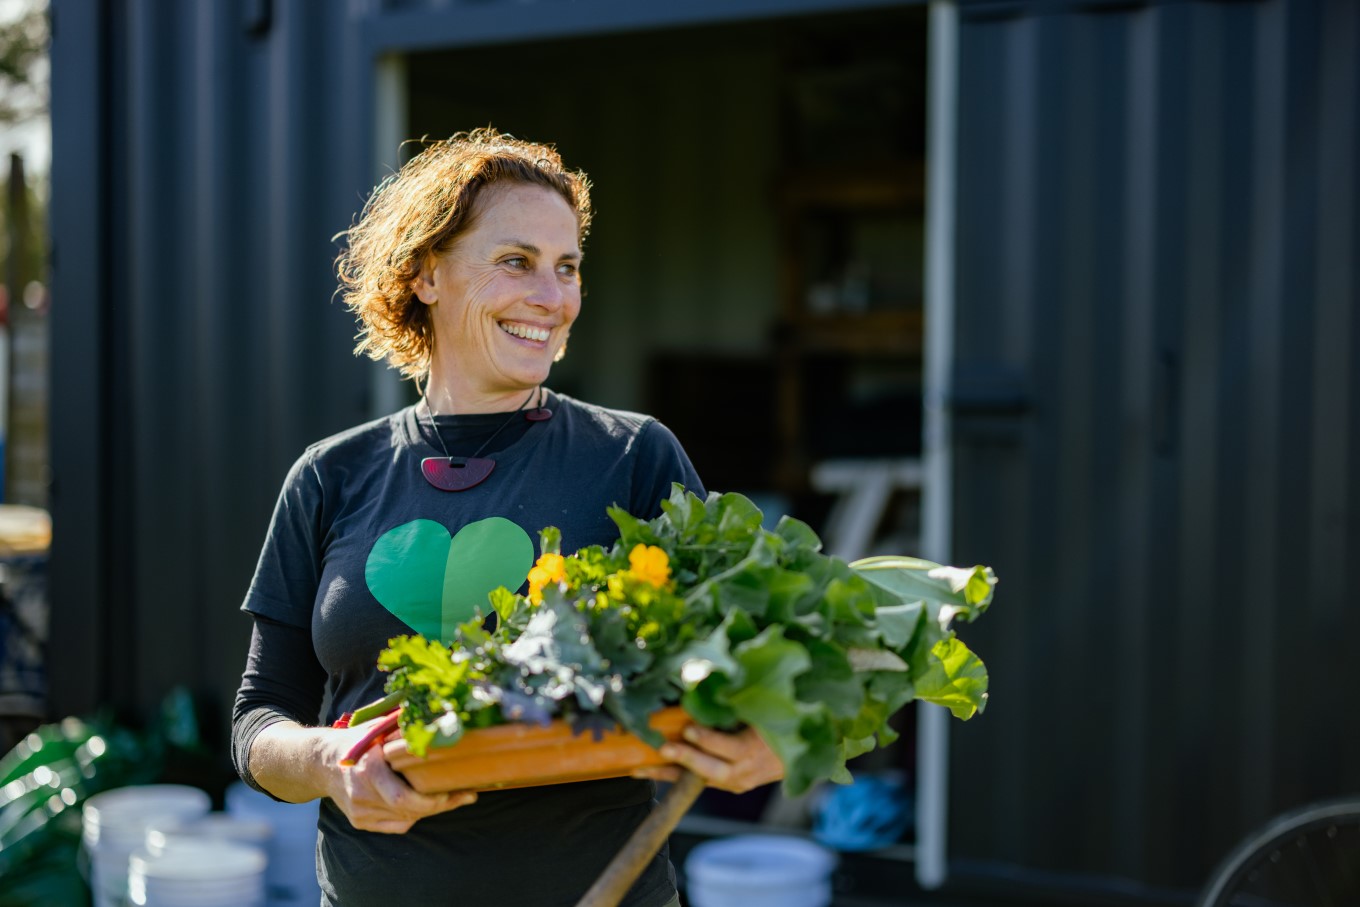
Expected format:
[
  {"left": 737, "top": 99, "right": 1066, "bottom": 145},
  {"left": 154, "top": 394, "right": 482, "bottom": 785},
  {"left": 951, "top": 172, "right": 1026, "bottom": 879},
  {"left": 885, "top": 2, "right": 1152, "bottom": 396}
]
[
  {"left": 628, "top": 544, "right": 671, "bottom": 588},
  {"left": 527, "top": 552, "right": 567, "bottom": 605}
]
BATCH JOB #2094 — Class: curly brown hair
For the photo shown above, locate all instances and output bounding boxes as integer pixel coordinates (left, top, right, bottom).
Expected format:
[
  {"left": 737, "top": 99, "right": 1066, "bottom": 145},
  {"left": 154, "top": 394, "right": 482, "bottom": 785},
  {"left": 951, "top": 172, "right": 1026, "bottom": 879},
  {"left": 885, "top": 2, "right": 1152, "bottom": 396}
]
[{"left": 336, "top": 128, "right": 594, "bottom": 380}]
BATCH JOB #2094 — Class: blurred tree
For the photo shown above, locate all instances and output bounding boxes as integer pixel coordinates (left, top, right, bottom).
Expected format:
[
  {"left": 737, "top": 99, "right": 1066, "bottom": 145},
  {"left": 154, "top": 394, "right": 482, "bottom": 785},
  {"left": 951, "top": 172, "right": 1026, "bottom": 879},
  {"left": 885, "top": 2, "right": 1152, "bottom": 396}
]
[
  {"left": 0, "top": 1, "right": 49, "bottom": 508},
  {"left": 0, "top": 0, "right": 48, "bottom": 286},
  {"left": 1, "top": 159, "right": 45, "bottom": 307},
  {"left": 0, "top": 1, "right": 48, "bottom": 128}
]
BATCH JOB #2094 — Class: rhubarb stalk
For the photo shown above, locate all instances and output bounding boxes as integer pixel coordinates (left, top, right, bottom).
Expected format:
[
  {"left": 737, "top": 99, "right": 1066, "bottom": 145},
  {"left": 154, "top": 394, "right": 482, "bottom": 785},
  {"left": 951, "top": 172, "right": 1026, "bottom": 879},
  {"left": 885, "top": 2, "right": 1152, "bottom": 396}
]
[{"left": 339, "top": 711, "right": 401, "bottom": 767}]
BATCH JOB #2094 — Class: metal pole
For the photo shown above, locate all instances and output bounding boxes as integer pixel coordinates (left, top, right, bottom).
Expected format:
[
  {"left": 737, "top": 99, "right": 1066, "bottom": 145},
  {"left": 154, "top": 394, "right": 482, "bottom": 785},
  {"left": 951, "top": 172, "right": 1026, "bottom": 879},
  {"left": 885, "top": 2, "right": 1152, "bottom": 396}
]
[{"left": 918, "top": 0, "right": 959, "bottom": 891}]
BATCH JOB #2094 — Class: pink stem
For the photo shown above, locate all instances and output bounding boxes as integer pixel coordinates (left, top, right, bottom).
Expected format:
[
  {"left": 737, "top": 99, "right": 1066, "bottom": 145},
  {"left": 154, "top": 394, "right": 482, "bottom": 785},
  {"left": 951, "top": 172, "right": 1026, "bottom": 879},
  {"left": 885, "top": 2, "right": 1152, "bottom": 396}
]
[{"left": 339, "top": 710, "right": 401, "bottom": 766}]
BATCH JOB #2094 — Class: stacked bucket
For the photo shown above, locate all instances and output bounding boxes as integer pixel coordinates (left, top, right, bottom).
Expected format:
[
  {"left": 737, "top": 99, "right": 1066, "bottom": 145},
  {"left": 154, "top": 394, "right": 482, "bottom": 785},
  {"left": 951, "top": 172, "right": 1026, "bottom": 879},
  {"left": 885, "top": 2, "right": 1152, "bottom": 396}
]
[
  {"left": 224, "top": 781, "right": 322, "bottom": 905},
  {"left": 80, "top": 782, "right": 321, "bottom": 907},
  {"left": 128, "top": 836, "right": 268, "bottom": 907},
  {"left": 82, "top": 785, "right": 215, "bottom": 906}
]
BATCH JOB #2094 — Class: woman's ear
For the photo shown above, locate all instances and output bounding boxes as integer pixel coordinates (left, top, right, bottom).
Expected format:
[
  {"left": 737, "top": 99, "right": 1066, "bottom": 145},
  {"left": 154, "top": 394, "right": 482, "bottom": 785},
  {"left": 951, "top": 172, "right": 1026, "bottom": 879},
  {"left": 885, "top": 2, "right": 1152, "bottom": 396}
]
[{"left": 411, "top": 256, "right": 439, "bottom": 305}]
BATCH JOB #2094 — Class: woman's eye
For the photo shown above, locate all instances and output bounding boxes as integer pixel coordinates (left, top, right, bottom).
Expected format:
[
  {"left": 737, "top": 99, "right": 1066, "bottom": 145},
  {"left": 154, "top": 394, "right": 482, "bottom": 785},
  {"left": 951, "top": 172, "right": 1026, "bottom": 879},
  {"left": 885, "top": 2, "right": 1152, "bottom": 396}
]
[
  {"left": 557, "top": 262, "right": 579, "bottom": 277},
  {"left": 503, "top": 256, "right": 529, "bottom": 270}
]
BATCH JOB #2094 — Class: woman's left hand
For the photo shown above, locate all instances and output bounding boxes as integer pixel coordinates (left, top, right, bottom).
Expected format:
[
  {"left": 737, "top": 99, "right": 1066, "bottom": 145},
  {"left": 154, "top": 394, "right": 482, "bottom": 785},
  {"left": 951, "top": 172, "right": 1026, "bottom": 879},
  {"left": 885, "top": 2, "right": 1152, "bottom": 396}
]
[{"left": 633, "top": 724, "right": 783, "bottom": 793}]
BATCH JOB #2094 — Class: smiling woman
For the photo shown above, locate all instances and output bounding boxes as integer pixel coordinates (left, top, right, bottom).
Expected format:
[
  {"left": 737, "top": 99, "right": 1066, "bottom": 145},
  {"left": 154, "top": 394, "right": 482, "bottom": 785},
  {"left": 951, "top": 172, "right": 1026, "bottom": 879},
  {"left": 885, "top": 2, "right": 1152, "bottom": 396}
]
[{"left": 229, "top": 128, "right": 775, "bottom": 907}]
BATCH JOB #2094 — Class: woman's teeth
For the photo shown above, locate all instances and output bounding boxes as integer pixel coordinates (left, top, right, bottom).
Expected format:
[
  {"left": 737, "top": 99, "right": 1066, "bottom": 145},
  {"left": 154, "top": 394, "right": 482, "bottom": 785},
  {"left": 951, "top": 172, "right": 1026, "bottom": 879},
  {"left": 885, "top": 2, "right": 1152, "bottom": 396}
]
[{"left": 500, "top": 322, "right": 550, "bottom": 342}]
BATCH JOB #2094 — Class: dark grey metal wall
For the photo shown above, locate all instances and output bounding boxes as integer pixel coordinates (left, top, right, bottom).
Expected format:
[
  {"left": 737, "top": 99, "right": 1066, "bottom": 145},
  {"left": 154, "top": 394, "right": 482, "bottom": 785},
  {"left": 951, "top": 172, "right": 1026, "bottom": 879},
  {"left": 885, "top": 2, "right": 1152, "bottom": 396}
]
[
  {"left": 948, "top": 0, "right": 1359, "bottom": 891},
  {"left": 48, "top": 0, "right": 376, "bottom": 744}
]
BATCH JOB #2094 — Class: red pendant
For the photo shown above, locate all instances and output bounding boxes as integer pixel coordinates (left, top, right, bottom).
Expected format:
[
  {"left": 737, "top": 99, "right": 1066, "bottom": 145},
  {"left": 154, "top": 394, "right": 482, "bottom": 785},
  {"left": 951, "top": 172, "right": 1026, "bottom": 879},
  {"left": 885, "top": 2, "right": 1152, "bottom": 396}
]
[
  {"left": 422, "top": 457, "right": 495, "bottom": 491},
  {"left": 525, "top": 407, "right": 553, "bottom": 422}
]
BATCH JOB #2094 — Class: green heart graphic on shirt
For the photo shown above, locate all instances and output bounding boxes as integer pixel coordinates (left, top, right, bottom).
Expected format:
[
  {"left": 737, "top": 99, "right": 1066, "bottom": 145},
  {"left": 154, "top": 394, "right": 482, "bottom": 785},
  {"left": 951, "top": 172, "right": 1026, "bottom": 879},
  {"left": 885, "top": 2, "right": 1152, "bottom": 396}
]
[{"left": 365, "top": 517, "right": 534, "bottom": 641}]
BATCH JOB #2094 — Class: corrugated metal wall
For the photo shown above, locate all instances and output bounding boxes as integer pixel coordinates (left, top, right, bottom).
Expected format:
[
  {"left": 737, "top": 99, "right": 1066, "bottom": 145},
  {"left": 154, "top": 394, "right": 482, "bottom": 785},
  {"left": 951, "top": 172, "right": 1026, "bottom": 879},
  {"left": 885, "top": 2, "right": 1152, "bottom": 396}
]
[
  {"left": 48, "top": 0, "right": 376, "bottom": 742},
  {"left": 948, "top": 0, "right": 1359, "bottom": 890}
]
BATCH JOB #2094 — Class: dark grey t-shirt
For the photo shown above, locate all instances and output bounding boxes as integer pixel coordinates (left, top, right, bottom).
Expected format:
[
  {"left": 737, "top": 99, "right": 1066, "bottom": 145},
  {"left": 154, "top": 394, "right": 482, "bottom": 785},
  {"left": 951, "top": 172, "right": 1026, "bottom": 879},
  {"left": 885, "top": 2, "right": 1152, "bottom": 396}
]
[{"left": 233, "top": 391, "right": 703, "bottom": 907}]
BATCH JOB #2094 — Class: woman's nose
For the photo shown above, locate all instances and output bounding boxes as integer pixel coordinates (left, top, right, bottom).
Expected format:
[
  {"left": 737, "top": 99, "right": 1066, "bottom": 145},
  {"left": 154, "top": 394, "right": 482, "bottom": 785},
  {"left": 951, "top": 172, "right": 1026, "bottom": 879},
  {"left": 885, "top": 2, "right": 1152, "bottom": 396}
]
[{"left": 525, "top": 268, "right": 567, "bottom": 309}]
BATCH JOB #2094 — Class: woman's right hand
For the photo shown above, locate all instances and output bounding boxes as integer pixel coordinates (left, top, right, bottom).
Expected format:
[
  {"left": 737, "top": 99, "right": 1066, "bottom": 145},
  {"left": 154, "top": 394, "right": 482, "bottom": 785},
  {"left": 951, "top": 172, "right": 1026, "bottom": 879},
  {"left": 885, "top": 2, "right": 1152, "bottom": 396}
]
[{"left": 324, "top": 721, "right": 478, "bottom": 834}]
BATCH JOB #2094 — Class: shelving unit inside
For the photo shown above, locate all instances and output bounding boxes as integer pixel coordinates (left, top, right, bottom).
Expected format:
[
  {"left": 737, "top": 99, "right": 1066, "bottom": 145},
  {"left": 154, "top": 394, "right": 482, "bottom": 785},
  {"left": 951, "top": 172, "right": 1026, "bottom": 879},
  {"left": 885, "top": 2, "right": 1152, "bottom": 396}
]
[{"left": 769, "top": 26, "right": 928, "bottom": 505}]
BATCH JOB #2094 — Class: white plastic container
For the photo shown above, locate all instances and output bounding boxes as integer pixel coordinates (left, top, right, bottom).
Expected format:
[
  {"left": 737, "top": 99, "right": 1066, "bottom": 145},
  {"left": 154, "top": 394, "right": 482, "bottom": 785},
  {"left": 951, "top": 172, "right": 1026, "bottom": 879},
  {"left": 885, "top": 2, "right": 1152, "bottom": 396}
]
[
  {"left": 685, "top": 834, "right": 838, "bottom": 907},
  {"left": 81, "top": 785, "right": 213, "bottom": 907},
  {"left": 144, "top": 812, "right": 274, "bottom": 856},
  {"left": 224, "top": 780, "right": 322, "bottom": 906},
  {"left": 128, "top": 838, "right": 267, "bottom": 906}
]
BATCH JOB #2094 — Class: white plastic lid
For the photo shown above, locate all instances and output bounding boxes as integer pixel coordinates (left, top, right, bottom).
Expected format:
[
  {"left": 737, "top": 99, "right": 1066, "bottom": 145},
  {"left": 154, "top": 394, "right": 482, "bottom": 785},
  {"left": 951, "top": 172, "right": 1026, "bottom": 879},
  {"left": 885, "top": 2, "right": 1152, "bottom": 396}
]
[
  {"left": 129, "top": 839, "right": 267, "bottom": 881},
  {"left": 83, "top": 785, "right": 212, "bottom": 849},
  {"left": 145, "top": 812, "right": 274, "bottom": 854},
  {"left": 685, "top": 834, "right": 838, "bottom": 888}
]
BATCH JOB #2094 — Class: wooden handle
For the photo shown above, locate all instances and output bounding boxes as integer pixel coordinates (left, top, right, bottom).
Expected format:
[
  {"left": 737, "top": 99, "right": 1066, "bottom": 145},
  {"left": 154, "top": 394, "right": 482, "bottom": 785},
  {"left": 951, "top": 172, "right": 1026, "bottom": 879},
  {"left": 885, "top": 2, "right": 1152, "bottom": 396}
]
[{"left": 575, "top": 769, "right": 706, "bottom": 907}]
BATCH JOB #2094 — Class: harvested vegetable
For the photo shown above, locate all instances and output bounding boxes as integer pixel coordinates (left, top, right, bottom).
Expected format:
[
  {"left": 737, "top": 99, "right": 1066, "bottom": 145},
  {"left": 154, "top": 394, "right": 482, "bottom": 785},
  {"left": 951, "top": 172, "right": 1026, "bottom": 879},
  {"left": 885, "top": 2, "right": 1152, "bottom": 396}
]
[
  {"left": 349, "top": 690, "right": 404, "bottom": 727},
  {"left": 339, "top": 711, "right": 401, "bottom": 767},
  {"left": 374, "top": 486, "right": 994, "bottom": 796}
]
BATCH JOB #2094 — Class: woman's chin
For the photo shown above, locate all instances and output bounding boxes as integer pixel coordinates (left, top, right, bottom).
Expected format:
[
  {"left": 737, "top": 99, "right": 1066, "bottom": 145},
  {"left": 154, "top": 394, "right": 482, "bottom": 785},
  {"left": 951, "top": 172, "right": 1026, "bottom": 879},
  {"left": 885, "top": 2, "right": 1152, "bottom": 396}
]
[{"left": 496, "top": 363, "right": 554, "bottom": 395}]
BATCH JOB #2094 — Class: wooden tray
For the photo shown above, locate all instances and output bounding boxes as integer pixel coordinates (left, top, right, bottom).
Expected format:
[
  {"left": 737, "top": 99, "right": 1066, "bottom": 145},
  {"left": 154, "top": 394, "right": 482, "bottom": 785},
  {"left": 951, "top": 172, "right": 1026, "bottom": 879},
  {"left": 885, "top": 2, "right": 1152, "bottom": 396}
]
[{"left": 383, "top": 707, "right": 691, "bottom": 793}]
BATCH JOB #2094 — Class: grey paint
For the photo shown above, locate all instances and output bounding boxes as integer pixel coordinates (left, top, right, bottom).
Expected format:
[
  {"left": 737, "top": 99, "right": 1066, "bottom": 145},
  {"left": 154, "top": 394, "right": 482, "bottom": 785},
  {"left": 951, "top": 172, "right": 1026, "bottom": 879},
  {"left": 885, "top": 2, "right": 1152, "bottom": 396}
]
[
  {"left": 48, "top": 0, "right": 109, "bottom": 719},
  {"left": 49, "top": 0, "right": 377, "bottom": 737},
  {"left": 949, "top": 0, "right": 1360, "bottom": 890},
  {"left": 366, "top": 0, "right": 921, "bottom": 52}
]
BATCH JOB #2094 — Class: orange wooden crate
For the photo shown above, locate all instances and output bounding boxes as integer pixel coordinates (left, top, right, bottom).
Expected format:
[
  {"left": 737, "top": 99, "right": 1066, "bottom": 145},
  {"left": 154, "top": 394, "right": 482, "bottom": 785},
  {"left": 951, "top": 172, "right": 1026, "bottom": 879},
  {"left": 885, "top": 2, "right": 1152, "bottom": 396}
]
[{"left": 383, "top": 706, "right": 691, "bottom": 793}]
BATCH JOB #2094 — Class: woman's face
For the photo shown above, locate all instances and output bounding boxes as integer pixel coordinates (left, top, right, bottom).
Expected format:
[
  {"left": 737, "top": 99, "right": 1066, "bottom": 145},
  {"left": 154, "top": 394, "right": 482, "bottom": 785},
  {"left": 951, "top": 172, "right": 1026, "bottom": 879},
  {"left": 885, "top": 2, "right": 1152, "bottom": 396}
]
[{"left": 413, "top": 182, "right": 583, "bottom": 406}]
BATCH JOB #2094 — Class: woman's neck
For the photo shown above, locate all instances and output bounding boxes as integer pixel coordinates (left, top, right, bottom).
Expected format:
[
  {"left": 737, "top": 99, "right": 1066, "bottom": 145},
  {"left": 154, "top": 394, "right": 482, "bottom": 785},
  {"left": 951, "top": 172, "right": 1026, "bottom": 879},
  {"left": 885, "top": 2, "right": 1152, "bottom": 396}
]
[{"left": 422, "top": 376, "right": 537, "bottom": 416}]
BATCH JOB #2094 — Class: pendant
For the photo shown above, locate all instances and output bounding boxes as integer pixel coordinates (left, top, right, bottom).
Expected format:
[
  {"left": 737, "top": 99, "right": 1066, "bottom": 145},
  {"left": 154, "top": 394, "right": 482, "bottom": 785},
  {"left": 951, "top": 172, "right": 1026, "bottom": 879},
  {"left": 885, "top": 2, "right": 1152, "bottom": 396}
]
[
  {"left": 525, "top": 407, "right": 553, "bottom": 422},
  {"left": 422, "top": 456, "right": 495, "bottom": 492}
]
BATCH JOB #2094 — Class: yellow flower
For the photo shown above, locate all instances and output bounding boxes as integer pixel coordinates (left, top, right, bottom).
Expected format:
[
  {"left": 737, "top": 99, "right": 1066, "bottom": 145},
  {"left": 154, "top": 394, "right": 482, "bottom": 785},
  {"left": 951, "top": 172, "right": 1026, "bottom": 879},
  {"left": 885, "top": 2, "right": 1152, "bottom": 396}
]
[
  {"left": 537, "top": 553, "right": 566, "bottom": 583},
  {"left": 628, "top": 544, "right": 671, "bottom": 588},
  {"left": 527, "top": 552, "right": 567, "bottom": 604}
]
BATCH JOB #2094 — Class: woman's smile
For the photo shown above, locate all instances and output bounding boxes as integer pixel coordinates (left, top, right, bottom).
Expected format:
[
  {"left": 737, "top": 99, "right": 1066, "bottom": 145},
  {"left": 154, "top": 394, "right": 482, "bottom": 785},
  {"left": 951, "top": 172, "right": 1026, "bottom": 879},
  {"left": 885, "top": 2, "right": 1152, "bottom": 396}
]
[{"left": 498, "top": 320, "right": 553, "bottom": 343}]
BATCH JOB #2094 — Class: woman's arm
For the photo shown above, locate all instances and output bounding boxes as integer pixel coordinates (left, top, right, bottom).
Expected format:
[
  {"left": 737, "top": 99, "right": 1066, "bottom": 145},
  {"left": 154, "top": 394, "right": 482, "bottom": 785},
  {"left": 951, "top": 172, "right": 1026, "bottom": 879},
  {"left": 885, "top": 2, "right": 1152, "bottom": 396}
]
[
  {"left": 234, "top": 617, "right": 476, "bottom": 833},
  {"left": 249, "top": 717, "right": 477, "bottom": 834}
]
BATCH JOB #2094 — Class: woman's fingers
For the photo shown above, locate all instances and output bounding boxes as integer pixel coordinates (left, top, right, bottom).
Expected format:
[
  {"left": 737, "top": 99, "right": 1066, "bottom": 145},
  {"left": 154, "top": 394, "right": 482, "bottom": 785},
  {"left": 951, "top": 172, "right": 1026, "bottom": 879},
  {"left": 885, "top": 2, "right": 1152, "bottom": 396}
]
[
  {"left": 339, "top": 745, "right": 478, "bottom": 832},
  {"left": 660, "top": 741, "right": 736, "bottom": 787},
  {"left": 652, "top": 725, "right": 784, "bottom": 794},
  {"left": 679, "top": 724, "right": 747, "bottom": 760},
  {"left": 433, "top": 790, "right": 479, "bottom": 815},
  {"left": 631, "top": 765, "right": 682, "bottom": 783}
]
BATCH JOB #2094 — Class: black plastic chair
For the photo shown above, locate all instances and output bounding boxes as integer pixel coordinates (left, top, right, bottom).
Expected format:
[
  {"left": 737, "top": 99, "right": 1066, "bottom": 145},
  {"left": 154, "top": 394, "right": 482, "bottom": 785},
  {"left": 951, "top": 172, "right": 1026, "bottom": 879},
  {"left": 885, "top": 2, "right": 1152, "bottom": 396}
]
[{"left": 1197, "top": 797, "right": 1360, "bottom": 907}]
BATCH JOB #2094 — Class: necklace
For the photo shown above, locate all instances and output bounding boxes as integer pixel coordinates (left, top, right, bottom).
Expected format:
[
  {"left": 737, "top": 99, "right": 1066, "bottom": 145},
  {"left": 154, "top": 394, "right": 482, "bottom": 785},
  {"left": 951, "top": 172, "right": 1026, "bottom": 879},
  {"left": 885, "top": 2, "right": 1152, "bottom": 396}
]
[{"left": 420, "top": 387, "right": 549, "bottom": 491}]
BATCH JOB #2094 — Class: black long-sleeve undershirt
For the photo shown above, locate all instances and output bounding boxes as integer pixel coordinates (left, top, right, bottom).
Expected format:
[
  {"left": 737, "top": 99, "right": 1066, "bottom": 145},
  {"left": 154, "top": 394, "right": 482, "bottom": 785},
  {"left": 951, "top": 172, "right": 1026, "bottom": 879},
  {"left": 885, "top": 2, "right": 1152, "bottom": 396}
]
[{"left": 231, "top": 615, "right": 328, "bottom": 799}]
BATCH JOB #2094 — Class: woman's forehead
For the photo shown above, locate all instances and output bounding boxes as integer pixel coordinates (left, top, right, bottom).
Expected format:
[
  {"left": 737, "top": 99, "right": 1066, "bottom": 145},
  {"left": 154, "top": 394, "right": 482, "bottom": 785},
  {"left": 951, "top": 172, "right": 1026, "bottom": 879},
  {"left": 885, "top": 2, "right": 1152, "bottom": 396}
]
[{"left": 463, "top": 182, "right": 582, "bottom": 251}]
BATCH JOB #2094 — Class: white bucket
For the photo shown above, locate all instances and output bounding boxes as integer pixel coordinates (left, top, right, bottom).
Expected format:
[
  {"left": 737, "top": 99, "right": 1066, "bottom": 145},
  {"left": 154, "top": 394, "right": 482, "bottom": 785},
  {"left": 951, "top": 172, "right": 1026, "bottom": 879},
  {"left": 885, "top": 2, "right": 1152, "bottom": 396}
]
[
  {"left": 684, "top": 834, "right": 838, "bottom": 907},
  {"left": 81, "top": 785, "right": 213, "bottom": 907},
  {"left": 128, "top": 838, "right": 267, "bottom": 906},
  {"left": 144, "top": 812, "right": 273, "bottom": 852},
  {"left": 224, "top": 781, "right": 322, "bottom": 906}
]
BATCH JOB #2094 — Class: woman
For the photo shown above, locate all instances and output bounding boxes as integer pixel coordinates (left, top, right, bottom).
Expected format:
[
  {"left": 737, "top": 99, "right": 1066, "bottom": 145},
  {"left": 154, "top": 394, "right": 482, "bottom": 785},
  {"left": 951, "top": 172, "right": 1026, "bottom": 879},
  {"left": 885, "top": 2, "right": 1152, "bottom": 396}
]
[{"left": 231, "top": 128, "right": 781, "bottom": 907}]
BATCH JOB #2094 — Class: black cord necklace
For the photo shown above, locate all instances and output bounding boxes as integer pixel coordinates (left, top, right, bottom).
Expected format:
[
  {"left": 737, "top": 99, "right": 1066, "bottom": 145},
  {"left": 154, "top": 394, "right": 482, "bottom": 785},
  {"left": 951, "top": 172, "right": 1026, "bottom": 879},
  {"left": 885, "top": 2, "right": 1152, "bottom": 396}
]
[{"left": 420, "top": 387, "right": 551, "bottom": 491}]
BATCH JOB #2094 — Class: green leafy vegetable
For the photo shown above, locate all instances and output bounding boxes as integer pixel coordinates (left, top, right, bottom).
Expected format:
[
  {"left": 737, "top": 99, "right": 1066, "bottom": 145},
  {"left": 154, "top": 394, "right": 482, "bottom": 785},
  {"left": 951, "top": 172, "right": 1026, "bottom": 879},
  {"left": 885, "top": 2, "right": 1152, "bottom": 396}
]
[{"left": 373, "top": 485, "right": 996, "bottom": 794}]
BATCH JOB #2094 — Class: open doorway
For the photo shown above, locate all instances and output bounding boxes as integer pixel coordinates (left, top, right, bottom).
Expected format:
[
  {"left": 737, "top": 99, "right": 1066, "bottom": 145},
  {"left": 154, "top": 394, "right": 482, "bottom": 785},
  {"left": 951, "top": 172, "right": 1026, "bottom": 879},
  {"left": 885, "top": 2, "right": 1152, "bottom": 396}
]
[
  {"left": 399, "top": 1, "right": 931, "bottom": 855},
  {"left": 403, "top": 7, "right": 927, "bottom": 520}
]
